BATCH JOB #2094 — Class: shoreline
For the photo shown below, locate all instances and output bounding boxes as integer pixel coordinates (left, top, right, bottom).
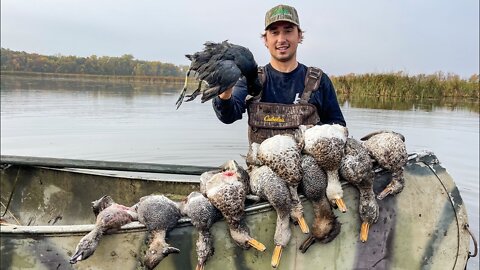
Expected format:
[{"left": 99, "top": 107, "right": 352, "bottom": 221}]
[
  {"left": 0, "top": 71, "right": 185, "bottom": 84},
  {"left": 2, "top": 71, "right": 479, "bottom": 99}
]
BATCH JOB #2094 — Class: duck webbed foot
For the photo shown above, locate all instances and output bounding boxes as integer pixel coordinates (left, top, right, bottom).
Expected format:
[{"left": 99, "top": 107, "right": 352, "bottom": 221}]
[
  {"left": 175, "top": 70, "right": 191, "bottom": 109},
  {"left": 200, "top": 86, "right": 221, "bottom": 103},
  {"left": 185, "top": 81, "right": 203, "bottom": 102},
  {"left": 175, "top": 88, "right": 186, "bottom": 109}
]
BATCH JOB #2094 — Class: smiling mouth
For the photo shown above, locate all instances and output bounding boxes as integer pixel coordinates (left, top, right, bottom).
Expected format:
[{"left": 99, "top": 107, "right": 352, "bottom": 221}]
[{"left": 276, "top": 45, "right": 289, "bottom": 52}]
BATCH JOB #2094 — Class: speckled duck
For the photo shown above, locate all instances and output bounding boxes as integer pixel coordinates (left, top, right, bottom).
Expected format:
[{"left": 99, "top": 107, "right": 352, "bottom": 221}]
[
  {"left": 299, "top": 154, "right": 341, "bottom": 253},
  {"left": 135, "top": 195, "right": 182, "bottom": 270},
  {"left": 251, "top": 134, "right": 310, "bottom": 234},
  {"left": 248, "top": 164, "right": 292, "bottom": 268},
  {"left": 339, "top": 138, "right": 378, "bottom": 242},
  {"left": 200, "top": 160, "right": 250, "bottom": 196},
  {"left": 302, "top": 124, "right": 349, "bottom": 212},
  {"left": 200, "top": 161, "right": 266, "bottom": 252},
  {"left": 70, "top": 195, "right": 137, "bottom": 264},
  {"left": 361, "top": 130, "right": 408, "bottom": 200},
  {"left": 179, "top": 191, "right": 222, "bottom": 270}
]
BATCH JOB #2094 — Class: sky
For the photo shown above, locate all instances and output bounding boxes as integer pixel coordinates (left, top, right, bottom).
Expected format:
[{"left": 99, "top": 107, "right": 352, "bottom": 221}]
[{"left": 1, "top": 0, "right": 479, "bottom": 78}]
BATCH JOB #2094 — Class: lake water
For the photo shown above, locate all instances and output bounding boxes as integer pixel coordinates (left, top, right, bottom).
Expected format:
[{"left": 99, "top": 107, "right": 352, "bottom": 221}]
[{"left": 1, "top": 75, "right": 479, "bottom": 268}]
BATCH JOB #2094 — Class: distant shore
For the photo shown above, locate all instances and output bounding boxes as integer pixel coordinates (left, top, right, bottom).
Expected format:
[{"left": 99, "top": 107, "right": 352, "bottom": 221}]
[
  {"left": 1, "top": 71, "right": 185, "bottom": 84},
  {"left": 2, "top": 70, "right": 478, "bottom": 99}
]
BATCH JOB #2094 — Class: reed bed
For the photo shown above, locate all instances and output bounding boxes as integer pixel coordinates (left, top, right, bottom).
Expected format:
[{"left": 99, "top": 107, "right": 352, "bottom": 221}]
[
  {"left": 331, "top": 72, "right": 479, "bottom": 99},
  {"left": 2, "top": 71, "right": 478, "bottom": 100}
]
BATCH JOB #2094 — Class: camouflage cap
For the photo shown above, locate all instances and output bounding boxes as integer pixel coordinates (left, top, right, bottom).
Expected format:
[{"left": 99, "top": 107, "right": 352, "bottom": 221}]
[{"left": 264, "top": 4, "right": 300, "bottom": 30}]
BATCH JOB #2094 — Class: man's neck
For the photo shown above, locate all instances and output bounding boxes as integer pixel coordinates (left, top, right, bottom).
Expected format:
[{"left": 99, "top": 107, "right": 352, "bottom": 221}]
[{"left": 270, "top": 60, "right": 299, "bottom": 73}]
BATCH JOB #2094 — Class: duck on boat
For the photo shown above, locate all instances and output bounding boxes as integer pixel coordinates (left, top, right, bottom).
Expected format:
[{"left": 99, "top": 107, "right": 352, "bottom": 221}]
[
  {"left": 0, "top": 152, "right": 477, "bottom": 270},
  {"left": 69, "top": 195, "right": 137, "bottom": 264},
  {"left": 299, "top": 154, "right": 341, "bottom": 253},
  {"left": 179, "top": 191, "right": 222, "bottom": 270},
  {"left": 302, "top": 124, "right": 349, "bottom": 213}
]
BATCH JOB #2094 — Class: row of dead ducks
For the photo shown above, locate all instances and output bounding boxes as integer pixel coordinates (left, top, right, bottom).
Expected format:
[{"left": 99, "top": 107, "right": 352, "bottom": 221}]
[{"left": 70, "top": 125, "right": 408, "bottom": 269}]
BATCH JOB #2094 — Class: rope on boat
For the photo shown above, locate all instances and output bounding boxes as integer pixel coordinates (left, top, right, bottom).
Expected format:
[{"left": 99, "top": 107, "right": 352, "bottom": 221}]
[
  {"left": 465, "top": 223, "right": 478, "bottom": 264},
  {"left": 421, "top": 158, "right": 463, "bottom": 269},
  {"left": 0, "top": 201, "right": 21, "bottom": 225},
  {"left": 1, "top": 167, "right": 20, "bottom": 219}
]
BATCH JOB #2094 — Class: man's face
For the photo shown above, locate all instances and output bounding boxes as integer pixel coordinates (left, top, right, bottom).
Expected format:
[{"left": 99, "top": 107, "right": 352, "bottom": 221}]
[{"left": 264, "top": 21, "right": 302, "bottom": 63}]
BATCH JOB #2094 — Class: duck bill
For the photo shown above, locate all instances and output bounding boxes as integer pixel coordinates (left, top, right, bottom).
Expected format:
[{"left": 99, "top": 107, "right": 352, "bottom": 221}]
[
  {"left": 377, "top": 187, "right": 393, "bottom": 200},
  {"left": 271, "top": 245, "right": 283, "bottom": 268},
  {"left": 299, "top": 234, "right": 315, "bottom": 253},
  {"left": 297, "top": 216, "right": 310, "bottom": 234},
  {"left": 360, "top": 222, "right": 370, "bottom": 242},
  {"left": 195, "top": 263, "right": 205, "bottom": 270},
  {"left": 247, "top": 238, "right": 266, "bottom": 251},
  {"left": 335, "top": 198, "right": 347, "bottom": 213}
]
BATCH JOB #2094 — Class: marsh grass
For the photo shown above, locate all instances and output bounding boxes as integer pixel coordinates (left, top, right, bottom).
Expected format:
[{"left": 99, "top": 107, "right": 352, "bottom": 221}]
[
  {"left": 337, "top": 94, "right": 479, "bottom": 113},
  {"left": 331, "top": 72, "right": 479, "bottom": 99}
]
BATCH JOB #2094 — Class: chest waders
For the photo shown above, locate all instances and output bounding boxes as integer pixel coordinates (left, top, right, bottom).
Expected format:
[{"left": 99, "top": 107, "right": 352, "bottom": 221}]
[{"left": 247, "top": 66, "right": 323, "bottom": 144}]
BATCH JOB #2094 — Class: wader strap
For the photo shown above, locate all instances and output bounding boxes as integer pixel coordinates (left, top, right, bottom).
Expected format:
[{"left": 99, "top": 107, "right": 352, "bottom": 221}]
[
  {"left": 258, "top": 66, "right": 266, "bottom": 85},
  {"left": 299, "top": 67, "right": 323, "bottom": 103},
  {"left": 247, "top": 65, "right": 322, "bottom": 144},
  {"left": 249, "top": 66, "right": 322, "bottom": 104},
  {"left": 246, "top": 66, "right": 266, "bottom": 103}
]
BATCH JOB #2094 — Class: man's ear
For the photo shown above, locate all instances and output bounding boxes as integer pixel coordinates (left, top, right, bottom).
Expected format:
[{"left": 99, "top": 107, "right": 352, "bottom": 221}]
[
  {"left": 262, "top": 32, "right": 269, "bottom": 47},
  {"left": 298, "top": 31, "right": 303, "bottom": 44}
]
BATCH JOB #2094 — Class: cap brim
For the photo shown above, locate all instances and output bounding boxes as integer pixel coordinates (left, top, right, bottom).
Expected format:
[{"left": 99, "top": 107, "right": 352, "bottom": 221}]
[{"left": 265, "top": 19, "right": 299, "bottom": 30}]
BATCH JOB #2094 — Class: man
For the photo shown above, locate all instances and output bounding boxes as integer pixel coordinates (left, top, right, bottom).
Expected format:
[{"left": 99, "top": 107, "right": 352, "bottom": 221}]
[{"left": 212, "top": 4, "right": 346, "bottom": 144}]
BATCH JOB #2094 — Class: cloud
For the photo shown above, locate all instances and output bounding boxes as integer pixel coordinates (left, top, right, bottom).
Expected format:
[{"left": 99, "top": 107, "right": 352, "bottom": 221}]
[{"left": 1, "top": 0, "right": 478, "bottom": 77}]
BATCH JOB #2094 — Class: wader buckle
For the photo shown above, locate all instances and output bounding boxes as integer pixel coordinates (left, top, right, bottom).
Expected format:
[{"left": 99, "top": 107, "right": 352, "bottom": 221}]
[{"left": 308, "top": 67, "right": 322, "bottom": 80}]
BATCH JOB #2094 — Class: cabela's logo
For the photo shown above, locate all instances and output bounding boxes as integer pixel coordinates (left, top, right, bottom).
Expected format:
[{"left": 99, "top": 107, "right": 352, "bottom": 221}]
[{"left": 264, "top": 115, "right": 285, "bottom": 123}]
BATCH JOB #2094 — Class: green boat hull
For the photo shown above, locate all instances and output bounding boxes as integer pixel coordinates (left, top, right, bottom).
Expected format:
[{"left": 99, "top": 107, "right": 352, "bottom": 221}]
[{"left": 0, "top": 152, "right": 473, "bottom": 269}]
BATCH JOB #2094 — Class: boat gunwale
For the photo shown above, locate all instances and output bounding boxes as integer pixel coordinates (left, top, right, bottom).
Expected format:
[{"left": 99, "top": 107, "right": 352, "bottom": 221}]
[
  {"left": 0, "top": 201, "right": 275, "bottom": 235},
  {"left": 0, "top": 152, "right": 427, "bottom": 236}
]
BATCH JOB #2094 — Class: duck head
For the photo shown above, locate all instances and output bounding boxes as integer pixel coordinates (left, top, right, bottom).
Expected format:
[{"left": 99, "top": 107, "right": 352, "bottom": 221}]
[
  {"left": 229, "top": 226, "right": 266, "bottom": 251},
  {"left": 220, "top": 160, "right": 250, "bottom": 193},
  {"left": 359, "top": 201, "right": 379, "bottom": 243},
  {"left": 91, "top": 195, "right": 114, "bottom": 217},
  {"left": 377, "top": 174, "right": 405, "bottom": 200},
  {"left": 144, "top": 235, "right": 180, "bottom": 270},
  {"left": 70, "top": 230, "right": 101, "bottom": 264},
  {"left": 221, "top": 160, "right": 246, "bottom": 176}
]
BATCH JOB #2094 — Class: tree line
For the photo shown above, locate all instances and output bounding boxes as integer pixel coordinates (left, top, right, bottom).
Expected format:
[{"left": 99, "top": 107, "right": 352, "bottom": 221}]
[
  {"left": 1, "top": 48, "right": 478, "bottom": 98},
  {"left": 1, "top": 48, "right": 187, "bottom": 77}
]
